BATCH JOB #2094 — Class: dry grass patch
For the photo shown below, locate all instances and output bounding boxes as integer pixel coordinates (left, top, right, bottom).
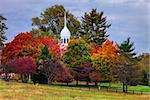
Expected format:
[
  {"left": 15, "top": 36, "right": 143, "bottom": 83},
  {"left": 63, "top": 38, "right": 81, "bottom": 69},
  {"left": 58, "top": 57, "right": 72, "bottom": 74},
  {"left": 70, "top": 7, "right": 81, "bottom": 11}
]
[{"left": 0, "top": 81, "right": 149, "bottom": 100}]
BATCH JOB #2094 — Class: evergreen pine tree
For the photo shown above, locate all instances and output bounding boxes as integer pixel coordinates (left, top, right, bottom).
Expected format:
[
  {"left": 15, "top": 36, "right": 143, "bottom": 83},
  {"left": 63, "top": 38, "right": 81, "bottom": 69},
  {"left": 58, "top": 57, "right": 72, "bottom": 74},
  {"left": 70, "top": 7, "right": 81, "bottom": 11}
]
[
  {"left": 117, "top": 37, "right": 139, "bottom": 92},
  {"left": 38, "top": 45, "right": 51, "bottom": 61},
  {"left": 0, "top": 15, "right": 7, "bottom": 48},
  {"left": 120, "top": 37, "right": 136, "bottom": 56},
  {"left": 79, "top": 9, "right": 111, "bottom": 45}
]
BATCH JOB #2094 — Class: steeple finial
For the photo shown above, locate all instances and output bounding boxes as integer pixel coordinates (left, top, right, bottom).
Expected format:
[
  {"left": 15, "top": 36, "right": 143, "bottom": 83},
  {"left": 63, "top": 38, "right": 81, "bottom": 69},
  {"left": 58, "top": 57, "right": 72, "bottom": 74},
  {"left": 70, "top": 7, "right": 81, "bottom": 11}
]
[{"left": 64, "top": 11, "right": 67, "bottom": 27}]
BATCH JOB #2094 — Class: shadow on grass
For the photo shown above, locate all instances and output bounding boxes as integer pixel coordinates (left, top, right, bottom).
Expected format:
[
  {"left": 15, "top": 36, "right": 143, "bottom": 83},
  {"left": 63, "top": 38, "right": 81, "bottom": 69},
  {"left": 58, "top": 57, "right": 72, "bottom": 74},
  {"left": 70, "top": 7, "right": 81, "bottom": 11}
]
[{"left": 51, "top": 82, "right": 109, "bottom": 90}]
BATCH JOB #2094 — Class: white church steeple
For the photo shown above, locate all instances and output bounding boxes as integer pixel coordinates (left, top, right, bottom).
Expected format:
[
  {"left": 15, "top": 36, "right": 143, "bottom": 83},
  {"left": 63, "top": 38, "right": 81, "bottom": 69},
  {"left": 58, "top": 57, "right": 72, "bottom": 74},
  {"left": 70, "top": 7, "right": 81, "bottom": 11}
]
[{"left": 60, "top": 12, "right": 71, "bottom": 46}]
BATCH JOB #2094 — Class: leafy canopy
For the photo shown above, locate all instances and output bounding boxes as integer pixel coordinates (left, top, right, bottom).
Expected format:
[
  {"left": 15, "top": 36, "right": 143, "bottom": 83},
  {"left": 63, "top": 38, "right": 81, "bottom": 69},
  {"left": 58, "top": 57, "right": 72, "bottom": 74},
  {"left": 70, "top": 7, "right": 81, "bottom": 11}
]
[
  {"left": 2, "top": 32, "right": 44, "bottom": 64},
  {"left": 12, "top": 57, "right": 36, "bottom": 74},
  {"left": 63, "top": 38, "right": 91, "bottom": 68},
  {"left": 40, "top": 37, "right": 65, "bottom": 60},
  {"left": 38, "top": 45, "right": 51, "bottom": 61},
  {"left": 91, "top": 40, "right": 119, "bottom": 81},
  {"left": 31, "top": 5, "right": 80, "bottom": 38},
  {"left": 2, "top": 32, "right": 65, "bottom": 64},
  {"left": 91, "top": 40, "right": 119, "bottom": 61}
]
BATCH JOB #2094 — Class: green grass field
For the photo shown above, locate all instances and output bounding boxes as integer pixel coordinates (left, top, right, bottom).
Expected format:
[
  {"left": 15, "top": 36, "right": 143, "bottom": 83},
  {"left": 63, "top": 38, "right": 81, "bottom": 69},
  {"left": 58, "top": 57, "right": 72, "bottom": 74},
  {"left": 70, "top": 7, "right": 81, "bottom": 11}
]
[
  {"left": 100, "top": 82, "right": 150, "bottom": 92},
  {"left": 0, "top": 81, "right": 149, "bottom": 100},
  {"left": 53, "top": 81, "right": 150, "bottom": 92}
]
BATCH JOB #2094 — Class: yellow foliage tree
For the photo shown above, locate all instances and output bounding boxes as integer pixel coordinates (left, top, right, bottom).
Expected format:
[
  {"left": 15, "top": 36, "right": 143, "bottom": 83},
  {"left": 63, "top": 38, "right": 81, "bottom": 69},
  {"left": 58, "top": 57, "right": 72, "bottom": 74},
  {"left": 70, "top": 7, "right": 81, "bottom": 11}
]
[{"left": 91, "top": 40, "right": 119, "bottom": 82}]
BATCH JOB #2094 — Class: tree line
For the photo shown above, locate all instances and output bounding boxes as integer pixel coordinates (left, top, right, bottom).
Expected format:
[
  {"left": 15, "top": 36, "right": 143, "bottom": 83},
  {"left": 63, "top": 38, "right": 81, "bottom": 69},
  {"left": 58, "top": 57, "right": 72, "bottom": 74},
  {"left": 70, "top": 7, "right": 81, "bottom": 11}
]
[{"left": 0, "top": 5, "right": 149, "bottom": 93}]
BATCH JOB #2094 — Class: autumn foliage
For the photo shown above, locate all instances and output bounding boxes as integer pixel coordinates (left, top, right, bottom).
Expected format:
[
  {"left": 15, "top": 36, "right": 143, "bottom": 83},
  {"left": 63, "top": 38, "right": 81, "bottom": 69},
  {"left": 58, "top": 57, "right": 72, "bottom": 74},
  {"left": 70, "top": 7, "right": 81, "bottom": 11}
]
[
  {"left": 63, "top": 38, "right": 91, "bottom": 68},
  {"left": 39, "top": 60, "right": 73, "bottom": 84},
  {"left": 2, "top": 32, "right": 44, "bottom": 63},
  {"left": 91, "top": 40, "right": 119, "bottom": 81},
  {"left": 40, "top": 38, "right": 65, "bottom": 60},
  {"left": 91, "top": 40, "right": 119, "bottom": 61},
  {"left": 2, "top": 32, "right": 65, "bottom": 64},
  {"left": 54, "top": 65, "right": 73, "bottom": 83},
  {"left": 0, "top": 6, "right": 146, "bottom": 93},
  {"left": 0, "top": 57, "right": 36, "bottom": 81},
  {"left": 12, "top": 57, "right": 36, "bottom": 74},
  {"left": 73, "top": 63, "right": 101, "bottom": 83}
]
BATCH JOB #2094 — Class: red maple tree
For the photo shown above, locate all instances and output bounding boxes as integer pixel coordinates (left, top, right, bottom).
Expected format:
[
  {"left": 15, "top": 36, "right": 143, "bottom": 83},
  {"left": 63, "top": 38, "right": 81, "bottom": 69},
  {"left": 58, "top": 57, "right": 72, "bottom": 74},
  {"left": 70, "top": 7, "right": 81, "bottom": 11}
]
[
  {"left": 2, "top": 32, "right": 44, "bottom": 63},
  {"left": 40, "top": 37, "right": 66, "bottom": 60},
  {"left": 2, "top": 32, "right": 66, "bottom": 63}
]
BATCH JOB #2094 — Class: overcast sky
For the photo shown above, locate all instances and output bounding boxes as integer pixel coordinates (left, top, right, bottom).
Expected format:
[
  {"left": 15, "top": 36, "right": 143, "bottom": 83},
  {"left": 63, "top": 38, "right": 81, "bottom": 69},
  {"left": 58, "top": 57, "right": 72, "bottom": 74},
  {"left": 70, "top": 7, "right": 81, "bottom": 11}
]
[{"left": 0, "top": 0, "right": 149, "bottom": 55}]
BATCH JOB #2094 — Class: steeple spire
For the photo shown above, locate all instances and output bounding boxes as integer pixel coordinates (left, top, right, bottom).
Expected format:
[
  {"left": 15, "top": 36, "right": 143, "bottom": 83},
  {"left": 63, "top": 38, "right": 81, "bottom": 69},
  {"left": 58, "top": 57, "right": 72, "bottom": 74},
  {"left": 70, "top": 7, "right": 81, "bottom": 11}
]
[
  {"left": 64, "top": 11, "right": 67, "bottom": 27},
  {"left": 60, "top": 10, "right": 71, "bottom": 46}
]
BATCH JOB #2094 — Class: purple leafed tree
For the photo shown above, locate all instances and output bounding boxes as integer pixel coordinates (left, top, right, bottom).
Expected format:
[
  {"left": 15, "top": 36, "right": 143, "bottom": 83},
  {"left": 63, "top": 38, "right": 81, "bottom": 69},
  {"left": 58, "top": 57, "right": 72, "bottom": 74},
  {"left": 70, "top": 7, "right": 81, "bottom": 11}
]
[
  {"left": 40, "top": 60, "right": 73, "bottom": 85},
  {"left": 12, "top": 57, "right": 36, "bottom": 82},
  {"left": 73, "top": 63, "right": 101, "bottom": 86},
  {"left": 54, "top": 65, "right": 73, "bottom": 85}
]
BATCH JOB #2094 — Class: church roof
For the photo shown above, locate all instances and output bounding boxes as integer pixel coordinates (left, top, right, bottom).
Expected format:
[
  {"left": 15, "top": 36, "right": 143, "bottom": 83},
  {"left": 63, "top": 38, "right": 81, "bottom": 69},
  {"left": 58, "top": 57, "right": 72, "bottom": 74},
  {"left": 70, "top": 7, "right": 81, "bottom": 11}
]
[{"left": 60, "top": 12, "right": 71, "bottom": 37}]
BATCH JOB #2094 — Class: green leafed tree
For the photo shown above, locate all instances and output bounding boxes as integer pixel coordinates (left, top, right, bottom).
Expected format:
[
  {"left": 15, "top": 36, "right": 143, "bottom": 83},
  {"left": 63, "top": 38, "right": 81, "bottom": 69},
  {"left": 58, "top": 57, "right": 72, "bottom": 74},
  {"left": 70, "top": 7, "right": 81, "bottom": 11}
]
[
  {"left": 34, "top": 45, "right": 53, "bottom": 84},
  {"left": 79, "top": 9, "right": 111, "bottom": 45},
  {"left": 0, "top": 15, "right": 7, "bottom": 48},
  {"left": 63, "top": 38, "right": 91, "bottom": 68},
  {"left": 31, "top": 5, "right": 80, "bottom": 38},
  {"left": 38, "top": 45, "right": 51, "bottom": 61},
  {"left": 116, "top": 37, "right": 139, "bottom": 92},
  {"left": 137, "top": 53, "right": 150, "bottom": 86},
  {"left": 92, "top": 56, "right": 115, "bottom": 82}
]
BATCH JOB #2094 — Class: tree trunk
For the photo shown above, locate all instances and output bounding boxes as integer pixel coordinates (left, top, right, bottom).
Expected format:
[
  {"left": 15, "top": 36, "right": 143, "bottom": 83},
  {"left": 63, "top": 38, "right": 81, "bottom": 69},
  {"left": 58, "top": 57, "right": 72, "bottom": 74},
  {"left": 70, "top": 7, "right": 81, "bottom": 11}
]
[
  {"left": 21, "top": 74, "right": 26, "bottom": 83},
  {"left": 123, "top": 82, "right": 125, "bottom": 92},
  {"left": 48, "top": 78, "right": 51, "bottom": 85},
  {"left": 95, "top": 82, "right": 98, "bottom": 86},
  {"left": 22, "top": 74, "right": 25, "bottom": 83},
  {"left": 20, "top": 74, "right": 23, "bottom": 81},
  {"left": 28, "top": 74, "right": 31, "bottom": 83},
  {"left": 76, "top": 80, "right": 78, "bottom": 86},
  {"left": 86, "top": 81, "right": 89, "bottom": 86},
  {"left": 23, "top": 74, "right": 28, "bottom": 83},
  {"left": 125, "top": 84, "right": 128, "bottom": 93},
  {"left": 5, "top": 73, "right": 8, "bottom": 81},
  {"left": 109, "top": 82, "right": 111, "bottom": 89},
  {"left": 76, "top": 77, "right": 79, "bottom": 86}
]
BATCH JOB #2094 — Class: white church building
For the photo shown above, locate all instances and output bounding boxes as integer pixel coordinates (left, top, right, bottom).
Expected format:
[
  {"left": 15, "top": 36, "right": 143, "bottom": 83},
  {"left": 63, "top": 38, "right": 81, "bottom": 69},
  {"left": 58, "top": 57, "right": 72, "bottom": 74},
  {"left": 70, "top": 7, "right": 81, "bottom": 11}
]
[{"left": 60, "top": 12, "right": 71, "bottom": 46}]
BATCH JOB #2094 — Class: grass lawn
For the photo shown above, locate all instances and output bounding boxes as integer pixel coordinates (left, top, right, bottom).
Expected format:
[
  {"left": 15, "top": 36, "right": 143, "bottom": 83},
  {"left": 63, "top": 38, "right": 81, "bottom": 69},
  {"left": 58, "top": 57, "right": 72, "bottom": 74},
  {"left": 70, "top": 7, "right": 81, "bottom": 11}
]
[
  {"left": 54, "top": 81, "right": 150, "bottom": 92},
  {"left": 0, "top": 81, "right": 149, "bottom": 100},
  {"left": 100, "top": 82, "right": 150, "bottom": 92}
]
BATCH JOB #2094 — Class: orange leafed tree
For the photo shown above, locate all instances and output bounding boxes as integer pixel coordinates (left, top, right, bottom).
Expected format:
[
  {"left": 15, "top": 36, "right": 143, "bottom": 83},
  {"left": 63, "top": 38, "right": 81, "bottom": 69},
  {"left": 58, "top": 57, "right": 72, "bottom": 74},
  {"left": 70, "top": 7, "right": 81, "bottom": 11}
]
[
  {"left": 91, "top": 40, "right": 120, "bottom": 82},
  {"left": 91, "top": 40, "right": 119, "bottom": 61}
]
